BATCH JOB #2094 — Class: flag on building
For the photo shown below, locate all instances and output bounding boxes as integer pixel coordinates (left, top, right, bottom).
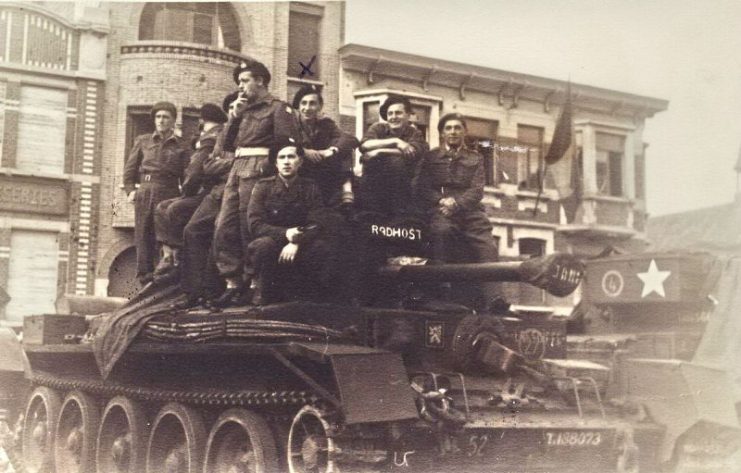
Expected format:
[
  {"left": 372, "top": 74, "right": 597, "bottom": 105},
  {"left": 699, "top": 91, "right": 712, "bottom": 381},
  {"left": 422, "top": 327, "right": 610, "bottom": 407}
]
[{"left": 545, "top": 83, "right": 572, "bottom": 165}]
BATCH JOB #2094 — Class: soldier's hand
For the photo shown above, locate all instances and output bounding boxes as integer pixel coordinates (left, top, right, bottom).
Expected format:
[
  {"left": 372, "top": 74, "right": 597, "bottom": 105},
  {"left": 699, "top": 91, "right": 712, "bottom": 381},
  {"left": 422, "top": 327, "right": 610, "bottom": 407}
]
[
  {"left": 397, "top": 140, "right": 415, "bottom": 158},
  {"left": 127, "top": 191, "right": 136, "bottom": 203},
  {"left": 285, "top": 227, "right": 303, "bottom": 243},
  {"left": 231, "top": 96, "right": 249, "bottom": 117},
  {"left": 279, "top": 243, "right": 299, "bottom": 264},
  {"left": 304, "top": 149, "right": 324, "bottom": 163}
]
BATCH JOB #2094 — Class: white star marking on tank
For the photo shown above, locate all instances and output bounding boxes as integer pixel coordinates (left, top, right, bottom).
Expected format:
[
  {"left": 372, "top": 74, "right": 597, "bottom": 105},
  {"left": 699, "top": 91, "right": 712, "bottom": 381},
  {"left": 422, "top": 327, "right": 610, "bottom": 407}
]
[{"left": 637, "top": 259, "right": 671, "bottom": 298}]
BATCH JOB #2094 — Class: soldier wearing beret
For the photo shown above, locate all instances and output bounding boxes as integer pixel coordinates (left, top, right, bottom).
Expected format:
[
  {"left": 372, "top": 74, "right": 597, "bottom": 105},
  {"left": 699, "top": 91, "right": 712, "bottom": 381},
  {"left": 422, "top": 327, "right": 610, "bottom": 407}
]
[
  {"left": 124, "top": 101, "right": 188, "bottom": 284},
  {"left": 246, "top": 139, "right": 337, "bottom": 303},
  {"left": 292, "top": 85, "right": 358, "bottom": 207},
  {"left": 212, "top": 60, "right": 299, "bottom": 306},
  {"left": 152, "top": 101, "right": 230, "bottom": 306},
  {"left": 414, "top": 113, "right": 498, "bottom": 265},
  {"left": 358, "top": 95, "right": 429, "bottom": 216}
]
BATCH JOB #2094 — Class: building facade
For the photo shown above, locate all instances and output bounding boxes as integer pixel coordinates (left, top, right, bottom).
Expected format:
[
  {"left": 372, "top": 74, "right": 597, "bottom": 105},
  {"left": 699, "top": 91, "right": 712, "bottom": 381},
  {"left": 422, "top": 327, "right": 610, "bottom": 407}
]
[{"left": 0, "top": 1, "right": 108, "bottom": 324}]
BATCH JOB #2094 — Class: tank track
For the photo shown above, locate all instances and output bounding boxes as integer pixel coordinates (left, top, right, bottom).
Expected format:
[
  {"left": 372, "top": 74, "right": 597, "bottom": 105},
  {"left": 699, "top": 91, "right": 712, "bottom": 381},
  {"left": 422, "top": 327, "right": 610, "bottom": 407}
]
[{"left": 30, "top": 373, "right": 318, "bottom": 408}]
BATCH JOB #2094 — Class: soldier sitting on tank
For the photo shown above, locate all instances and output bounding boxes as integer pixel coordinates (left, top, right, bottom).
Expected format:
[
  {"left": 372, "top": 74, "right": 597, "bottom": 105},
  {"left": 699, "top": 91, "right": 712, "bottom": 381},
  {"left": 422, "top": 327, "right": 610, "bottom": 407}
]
[
  {"left": 357, "top": 95, "right": 428, "bottom": 217},
  {"left": 153, "top": 102, "right": 228, "bottom": 277},
  {"left": 246, "top": 139, "right": 338, "bottom": 304},
  {"left": 292, "top": 85, "right": 359, "bottom": 208}
]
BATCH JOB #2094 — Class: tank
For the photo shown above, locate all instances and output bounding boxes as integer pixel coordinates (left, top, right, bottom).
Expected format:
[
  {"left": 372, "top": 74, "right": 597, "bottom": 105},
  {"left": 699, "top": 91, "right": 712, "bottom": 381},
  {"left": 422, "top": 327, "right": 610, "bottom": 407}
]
[
  {"left": 572, "top": 251, "right": 741, "bottom": 473},
  {"left": 0, "top": 248, "right": 649, "bottom": 473}
]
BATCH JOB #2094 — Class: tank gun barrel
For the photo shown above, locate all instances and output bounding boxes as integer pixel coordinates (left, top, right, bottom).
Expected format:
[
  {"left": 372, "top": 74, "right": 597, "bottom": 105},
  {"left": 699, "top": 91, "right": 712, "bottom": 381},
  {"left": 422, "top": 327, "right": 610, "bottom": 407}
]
[{"left": 378, "top": 253, "right": 584, "bottom": 297}]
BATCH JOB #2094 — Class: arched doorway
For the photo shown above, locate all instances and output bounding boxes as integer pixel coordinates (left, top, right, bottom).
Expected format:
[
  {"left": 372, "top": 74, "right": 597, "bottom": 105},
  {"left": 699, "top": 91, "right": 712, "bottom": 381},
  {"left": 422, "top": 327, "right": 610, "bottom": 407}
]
[{"left": 107, "top": 246, "right": 142, "bottom": 299}]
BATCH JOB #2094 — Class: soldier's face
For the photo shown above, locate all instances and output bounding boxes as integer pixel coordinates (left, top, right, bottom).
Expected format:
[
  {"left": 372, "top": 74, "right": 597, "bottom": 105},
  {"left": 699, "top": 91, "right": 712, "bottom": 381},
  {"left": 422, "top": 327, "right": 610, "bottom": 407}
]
[
  {"left": 154, "top": 110, "right": 174, "bottom": 133},
  {"left": 276, "top": 146, "right": 302, "bottom": 178},
  {"left": 238, "top": 71, "right": 263, "bottom": 100},
  {"left": 299, "top": 94, "right": 322, "bottom": 121},
  {"left": 386, "top": 103, "right": 408, "bottom": 129},
  {"left": 443, "top": 120, "right": 466, "bottom": 148}
]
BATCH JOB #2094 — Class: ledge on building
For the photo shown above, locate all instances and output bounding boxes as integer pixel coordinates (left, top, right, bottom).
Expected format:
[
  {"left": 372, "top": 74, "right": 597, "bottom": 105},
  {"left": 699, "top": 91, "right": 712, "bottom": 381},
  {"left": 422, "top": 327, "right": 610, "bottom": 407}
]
[
  {"left": 121, "top": 41, "right": 254, "bottom": 65},
  {"left": 557, "top": 223, "right": 641, "bottom": 240}
]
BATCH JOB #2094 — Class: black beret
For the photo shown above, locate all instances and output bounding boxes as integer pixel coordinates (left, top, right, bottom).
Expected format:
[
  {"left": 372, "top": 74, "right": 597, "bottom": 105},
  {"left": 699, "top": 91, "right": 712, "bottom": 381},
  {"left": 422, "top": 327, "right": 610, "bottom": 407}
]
[
  {"left": 222, "top": 91, "right": 240, "bottom": 113},
  {"left": 379, "top": 95, "right": 412, "bottom": 121},
  {"left": 437, "top": 112, "right": 467, "bottom": 133},
  {"left": 200, "top": 103, "right": 228, "bottom": 124},
  {"left": 269, "top": 137, "right": 304, "bottom": 161},
  {"left": 150, "top": 101, "right": 177, "bottom": 120},
  {"left": 292, "top": 84, "right": 323, "bottom": 109},
  {"left": 232, "top": 60, "right": 271, "bottom": 86}
]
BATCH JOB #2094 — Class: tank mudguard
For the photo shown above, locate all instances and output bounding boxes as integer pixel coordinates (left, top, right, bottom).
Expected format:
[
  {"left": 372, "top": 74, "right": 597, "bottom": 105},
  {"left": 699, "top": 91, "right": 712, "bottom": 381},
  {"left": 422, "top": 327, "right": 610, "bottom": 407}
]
[{"left": 288, "top": 342, "right": 419, "bottom": 424}]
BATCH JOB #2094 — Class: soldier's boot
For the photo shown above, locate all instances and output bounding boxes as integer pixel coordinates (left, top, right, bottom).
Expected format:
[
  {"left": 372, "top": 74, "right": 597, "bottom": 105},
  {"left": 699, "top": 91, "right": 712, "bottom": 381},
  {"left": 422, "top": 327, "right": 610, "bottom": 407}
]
[
  {"left": 211, "top": 277, "right": 247, "bottom": 308},
  {"left": 154, "top": 246, "right": 180, "bottom": 276}
]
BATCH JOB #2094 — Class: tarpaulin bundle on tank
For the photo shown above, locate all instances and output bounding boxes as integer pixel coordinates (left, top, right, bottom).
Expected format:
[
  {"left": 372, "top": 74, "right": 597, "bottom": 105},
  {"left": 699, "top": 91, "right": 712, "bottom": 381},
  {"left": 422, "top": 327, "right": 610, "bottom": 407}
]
[
  {"left": 142, "top": 315, "right": 346, "bottom": 342},
  {"left": 91, "top": 285, "right": 361, "bottom": 379}
]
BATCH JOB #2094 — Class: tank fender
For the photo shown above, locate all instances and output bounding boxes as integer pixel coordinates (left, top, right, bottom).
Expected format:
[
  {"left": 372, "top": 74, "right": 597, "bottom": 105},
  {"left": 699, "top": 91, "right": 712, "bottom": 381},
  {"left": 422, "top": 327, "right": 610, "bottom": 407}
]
[{"left": 287, "top": 342, "right": 419, "bottom": 424}]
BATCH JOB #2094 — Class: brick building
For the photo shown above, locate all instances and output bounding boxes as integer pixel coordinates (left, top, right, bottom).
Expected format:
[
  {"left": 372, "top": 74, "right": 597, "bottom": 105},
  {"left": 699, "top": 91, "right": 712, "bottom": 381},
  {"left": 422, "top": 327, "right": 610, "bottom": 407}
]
[
  {"left": 0, "top": 1, "right": 668, "bottom": 323},
  {"left": 0, "top": 1, "right": 108, "bottom": 324}
]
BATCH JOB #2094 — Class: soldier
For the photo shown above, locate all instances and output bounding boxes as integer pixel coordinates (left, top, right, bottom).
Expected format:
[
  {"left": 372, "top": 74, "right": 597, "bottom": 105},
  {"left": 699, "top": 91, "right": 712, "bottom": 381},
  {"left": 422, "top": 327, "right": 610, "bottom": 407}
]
[
  {"left": 246, "top": 140, "right": 336, "bottom": 303},
  {"left": 358, "top": 95, "right": 428, "bottom": 216},
  {"left": 152, "top": 101, "right": 230, "bottom": 305},
  {"left": 292, "top": 85, "right": 358, "bottom": 207},
  {"left": 124, "top": 101, "right": 188, "bottom": 285},
  {"left": 212, "top": 60, "right": 297, "bottom": 306},
  {"left": 414, "top": 112, "right": 498, "bottom": 264}
]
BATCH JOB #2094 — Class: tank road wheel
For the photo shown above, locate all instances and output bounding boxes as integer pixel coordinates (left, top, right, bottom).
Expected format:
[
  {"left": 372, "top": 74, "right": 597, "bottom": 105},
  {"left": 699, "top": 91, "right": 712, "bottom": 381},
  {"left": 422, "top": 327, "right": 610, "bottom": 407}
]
[
  {"left": 96, "top": 396, "right": 148, "bottom": 473},
  {"left": 203, "top": 408, "right": 278, "bottom": 473},
  {"left": 287, "top": 406, "right": 338, "bottom": 473},
  {"left": 146, "top": 403, "right": 206, "bottom": 473},
  {"left": 23, "top": 386, "right": 62, "bottom": 473},
  {"left": 54, "top": 391, "right": 100, "bottom": 473}
]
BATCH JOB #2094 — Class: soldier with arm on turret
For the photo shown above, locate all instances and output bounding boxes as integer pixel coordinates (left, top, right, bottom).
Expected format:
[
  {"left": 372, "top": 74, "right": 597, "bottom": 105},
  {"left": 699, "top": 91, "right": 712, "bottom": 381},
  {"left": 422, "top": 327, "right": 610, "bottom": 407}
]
[
  {"left": 123, "top": 101, "right": 188, "bottom": 285},
  {"left": 358, "top": 95, "right": 428, "bottom": 216}
]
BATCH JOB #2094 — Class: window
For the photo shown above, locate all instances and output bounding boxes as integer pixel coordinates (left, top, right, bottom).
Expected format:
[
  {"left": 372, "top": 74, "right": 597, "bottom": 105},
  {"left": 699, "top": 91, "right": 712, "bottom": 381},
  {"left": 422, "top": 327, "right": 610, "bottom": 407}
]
[
  {"left": 464, "top": 118, "right": 498, "bottom": 185},
  {"left": 17, "top": 86, "right": 67, "bottom": 174},
  {"left": 139, "top": 3, "right": 241, "bottom": 51},
  {"left": 181, "top": 108, "right": 201, "bottom": 147},
  {"left": 519, "top": 238, "right": 546, "bottom": 258},
  {"left": 409, "top": 105, "right": 430, "bottom": 141},
  {"left": 362, "top": 101, "right": 380, "bottom": 135},
  {"left": 124, "top": 106, "right": 155, "bottom": 161},
  {"left": 517, "top": 125, "right": 544, "bottom": 190},
  {"left": 4, "top": 230, "right": 59, "bottom": 322},
  {"left": 635, "top": 147, "right": 646, "bottom": 200},
  {"left": 288, "top": 7, "right": 322, "bottom": 79},
  {"left": 596, "top": 133, "right": 624, "bottom": 196}
]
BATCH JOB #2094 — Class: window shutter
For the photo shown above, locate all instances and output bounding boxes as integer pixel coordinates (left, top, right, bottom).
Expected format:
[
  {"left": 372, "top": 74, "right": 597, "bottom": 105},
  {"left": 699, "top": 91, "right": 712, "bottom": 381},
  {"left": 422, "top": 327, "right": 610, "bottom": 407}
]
[
  {"left": 17, "top": 86, "right": 67, "bottom": 174},
  {"left": 5, "top": 230, "right": 59, "bottom": 322}
]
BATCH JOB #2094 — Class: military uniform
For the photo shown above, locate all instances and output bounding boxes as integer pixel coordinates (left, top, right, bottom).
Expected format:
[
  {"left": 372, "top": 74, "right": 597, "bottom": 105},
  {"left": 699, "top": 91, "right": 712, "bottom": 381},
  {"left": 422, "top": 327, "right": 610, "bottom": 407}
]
[
  {"left": 153, "top": 124, "right": 229, "bottom": 298},
  {"left": 296, "top": 116, "right": 358, "bottom": 207},
  {"left": 359, "top": 122, "right": 428, "bottom": 215},
  {"left": 415, "top": 146, "right": 498, "bottom": 263},
  {"left": 124, "top": 130, "right": 188, "bottom": 279},
  {"left": 212, "top": 95, "right": 296, "bottom": 281},
  {"left": 246, "top": 175, "right": 336, "bottom": 302}
]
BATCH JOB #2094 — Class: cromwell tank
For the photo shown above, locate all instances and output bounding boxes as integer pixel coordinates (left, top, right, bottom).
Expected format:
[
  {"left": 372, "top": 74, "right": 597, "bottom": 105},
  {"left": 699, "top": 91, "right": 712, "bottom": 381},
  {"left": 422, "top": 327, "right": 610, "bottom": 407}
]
[
  {"left": 1, "top": 245, "right": 641, "bottom": 473},
  {"left": 571, "top": 251, "right": 741, "bottom": 473}
]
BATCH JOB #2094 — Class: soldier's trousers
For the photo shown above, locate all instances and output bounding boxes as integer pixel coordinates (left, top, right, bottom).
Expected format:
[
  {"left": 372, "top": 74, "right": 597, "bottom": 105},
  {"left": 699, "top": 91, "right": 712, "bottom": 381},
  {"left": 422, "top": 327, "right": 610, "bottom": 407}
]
[
  {"left": 429, "top": 209, "right": 498, "bottom": 263},
  {"left": 247, "top": 236, "right": 338, "bottom": 303},
  {"left": 181, "top": 190, "right": 224, "bottom": 297},
  {"left": 213, "top": 156, "right": 268, "bottom": 279},
  {"left": 358, "top": 156, "right": 414, "bottom": 216},
  {"left": 133, "top": 183, "right": 180, "bottom": 278},
  {"left": 154, "top": 194, "right": 206, "bottom": 248}
]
